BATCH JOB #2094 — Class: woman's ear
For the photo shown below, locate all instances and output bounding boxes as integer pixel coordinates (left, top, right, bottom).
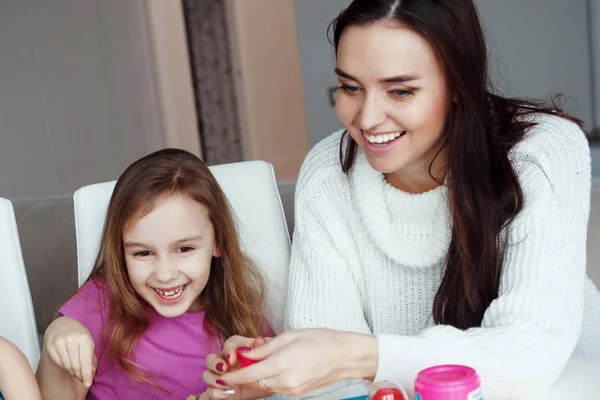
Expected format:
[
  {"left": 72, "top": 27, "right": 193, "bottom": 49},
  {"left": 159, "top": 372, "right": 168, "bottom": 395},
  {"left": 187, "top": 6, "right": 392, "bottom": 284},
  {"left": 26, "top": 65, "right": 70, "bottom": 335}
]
[{"left": 213, "top": 245, "right": 222, "bottom": 258}]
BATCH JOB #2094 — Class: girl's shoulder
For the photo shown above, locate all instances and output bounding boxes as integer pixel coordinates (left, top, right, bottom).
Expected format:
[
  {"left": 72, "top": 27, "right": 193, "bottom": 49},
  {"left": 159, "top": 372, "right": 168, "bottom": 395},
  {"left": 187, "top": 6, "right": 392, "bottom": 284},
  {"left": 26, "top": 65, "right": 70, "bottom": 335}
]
[
  {"left": 59, "top": 278, "right": 110, "bottom": 331},
  {"left": 72, "top": 278, "right": 109, "bottom": 304}
]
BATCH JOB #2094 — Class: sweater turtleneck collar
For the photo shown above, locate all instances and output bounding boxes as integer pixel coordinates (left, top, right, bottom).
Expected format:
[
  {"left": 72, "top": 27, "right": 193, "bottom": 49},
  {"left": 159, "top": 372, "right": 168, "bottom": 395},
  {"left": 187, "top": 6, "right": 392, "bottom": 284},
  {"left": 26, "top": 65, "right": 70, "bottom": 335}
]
[{"left": 350, "top": 149, "right": 452, "bottom": 268}]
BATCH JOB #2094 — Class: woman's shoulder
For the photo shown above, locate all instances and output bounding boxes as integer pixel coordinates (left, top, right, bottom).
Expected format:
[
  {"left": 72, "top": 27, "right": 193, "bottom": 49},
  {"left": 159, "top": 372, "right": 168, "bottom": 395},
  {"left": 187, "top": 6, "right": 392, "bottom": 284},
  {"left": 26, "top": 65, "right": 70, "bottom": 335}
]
[
  {"left": 513, "top": 113, "right": 589, "bottom": 160},
  {"left": 509, "top": 112, "right": 591, "bottom": 208},
  {"left": 511, "top": 112, "right": 590, "bottom": 181},
  {"left": 297, "top": 129, "right": 349, "bottom": 195}
]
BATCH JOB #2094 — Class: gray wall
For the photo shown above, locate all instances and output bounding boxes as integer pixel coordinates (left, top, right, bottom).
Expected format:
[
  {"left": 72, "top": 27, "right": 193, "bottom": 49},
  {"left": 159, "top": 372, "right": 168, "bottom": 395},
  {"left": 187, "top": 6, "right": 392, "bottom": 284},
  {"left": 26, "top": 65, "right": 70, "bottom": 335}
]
[
  {"left": 478, "top": 0, "right": 593, "bottom": 129},
  {"left": 294, "top": 0, "right": 599, "bottom": 174},
  {"left": 592, "top": 147, "right": 600, "bottom": 175},
  {"left": 0, "top": 0, "right": 163, "bottom": 200},
  {"left": 293, "top": 0, "right": 350, "bottom": 148}
]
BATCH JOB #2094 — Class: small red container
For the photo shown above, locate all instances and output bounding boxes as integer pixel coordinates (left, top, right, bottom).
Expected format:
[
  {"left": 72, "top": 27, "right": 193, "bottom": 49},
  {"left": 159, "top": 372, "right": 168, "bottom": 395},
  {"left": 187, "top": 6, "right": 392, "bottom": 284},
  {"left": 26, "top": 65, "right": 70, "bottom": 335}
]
[
  {"left": 369, "top": 381, "right": 408, "bottom": 400},
  {"left": 236, "top": 348, "right": 256, "bottom": 368}
]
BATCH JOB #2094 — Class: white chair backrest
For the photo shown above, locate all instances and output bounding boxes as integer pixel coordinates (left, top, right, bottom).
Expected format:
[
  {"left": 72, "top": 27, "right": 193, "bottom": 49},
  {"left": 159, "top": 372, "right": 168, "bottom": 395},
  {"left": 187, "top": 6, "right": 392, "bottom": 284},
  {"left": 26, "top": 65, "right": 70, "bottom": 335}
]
[
  {"left": 0, "top": 198, "right": 41, "bottom": 369},
  {"left": 73, "top": 161, "right": 291, "bottom": 332}
]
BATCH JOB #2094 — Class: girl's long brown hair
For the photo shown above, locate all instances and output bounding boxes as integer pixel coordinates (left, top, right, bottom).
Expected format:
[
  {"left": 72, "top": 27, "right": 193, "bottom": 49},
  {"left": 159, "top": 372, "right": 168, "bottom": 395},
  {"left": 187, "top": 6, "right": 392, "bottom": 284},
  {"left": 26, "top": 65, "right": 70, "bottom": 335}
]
[
  {"left": 331, "top": 0, "right": 583, "bottom": 329},
  {"left": 83, "top": 148, "right": 266, "bottom": 384}
]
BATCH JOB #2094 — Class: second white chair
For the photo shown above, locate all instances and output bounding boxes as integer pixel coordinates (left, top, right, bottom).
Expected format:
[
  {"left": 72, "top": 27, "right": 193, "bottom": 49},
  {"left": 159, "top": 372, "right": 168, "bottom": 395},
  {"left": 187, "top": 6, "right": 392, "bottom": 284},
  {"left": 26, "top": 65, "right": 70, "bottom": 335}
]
[{"left": 0, "top": 197, "right": 40, "bottom": 370}]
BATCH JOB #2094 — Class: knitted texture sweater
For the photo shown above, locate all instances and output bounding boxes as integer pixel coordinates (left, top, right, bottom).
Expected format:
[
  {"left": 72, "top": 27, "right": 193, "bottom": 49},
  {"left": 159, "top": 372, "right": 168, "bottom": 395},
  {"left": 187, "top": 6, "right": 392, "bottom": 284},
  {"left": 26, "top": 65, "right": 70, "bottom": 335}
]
[{"left": 285, "top": 113, "right": 600, "bottom": 398}]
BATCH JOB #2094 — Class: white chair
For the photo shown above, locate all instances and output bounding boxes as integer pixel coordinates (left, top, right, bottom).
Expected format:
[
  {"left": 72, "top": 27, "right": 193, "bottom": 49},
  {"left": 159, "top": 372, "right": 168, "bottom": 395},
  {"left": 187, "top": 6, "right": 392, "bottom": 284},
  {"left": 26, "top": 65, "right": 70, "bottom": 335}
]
[
  {"left": 73, "top": 160, "right": 291, "bottom": 332},
  {"left": 0, "top": 198, "right": 41, "bottom": 370}
]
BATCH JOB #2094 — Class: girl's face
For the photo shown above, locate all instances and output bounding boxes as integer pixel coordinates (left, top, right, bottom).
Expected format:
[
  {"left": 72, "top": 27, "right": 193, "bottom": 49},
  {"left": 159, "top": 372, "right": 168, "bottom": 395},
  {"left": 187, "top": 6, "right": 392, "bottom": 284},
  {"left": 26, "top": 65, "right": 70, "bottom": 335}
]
[
  {"left": 123, "top": 193, "right": 219, "bottom": 318},
  {"left": 335, "top": 23, "right": 450, "bottom": 192}
]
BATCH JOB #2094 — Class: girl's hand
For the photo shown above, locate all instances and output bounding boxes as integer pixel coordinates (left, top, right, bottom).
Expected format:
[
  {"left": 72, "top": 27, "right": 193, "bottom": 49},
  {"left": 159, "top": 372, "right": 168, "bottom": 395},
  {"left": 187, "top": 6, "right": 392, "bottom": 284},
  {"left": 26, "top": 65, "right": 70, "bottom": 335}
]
[
  {"left": 186, "top": 393, "right": 209, "bottom": 400},
  {"left": 217, "top": 329, "right": 378, "bottom": 397},
  {"left": 200, "top": 336, "right": 273, "bottom": 399},
  {"left": 44, "top": 317, "right": 98, "bottom": 388}
]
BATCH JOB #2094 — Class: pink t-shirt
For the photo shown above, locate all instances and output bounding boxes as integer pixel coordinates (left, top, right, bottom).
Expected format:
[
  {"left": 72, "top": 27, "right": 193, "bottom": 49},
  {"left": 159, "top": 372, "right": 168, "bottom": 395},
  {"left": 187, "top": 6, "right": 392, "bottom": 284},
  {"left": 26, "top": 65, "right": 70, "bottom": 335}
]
[{"left": 60, "top": 280, "right": 222, "bottom": 399}]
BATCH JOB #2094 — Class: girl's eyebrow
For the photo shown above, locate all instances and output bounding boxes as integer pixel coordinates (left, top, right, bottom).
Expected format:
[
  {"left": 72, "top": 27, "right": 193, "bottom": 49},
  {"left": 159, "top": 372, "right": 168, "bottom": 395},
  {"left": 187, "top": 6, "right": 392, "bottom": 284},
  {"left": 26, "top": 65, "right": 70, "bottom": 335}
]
[
  {"left": 171, "top": 236, "right": 204, "bottom": 246},
  {"left": 124, "top": 235, "right": 203, "bottom": 248},
  {"left": 124, "top": 241, "right": 149, "bottom": 248}
]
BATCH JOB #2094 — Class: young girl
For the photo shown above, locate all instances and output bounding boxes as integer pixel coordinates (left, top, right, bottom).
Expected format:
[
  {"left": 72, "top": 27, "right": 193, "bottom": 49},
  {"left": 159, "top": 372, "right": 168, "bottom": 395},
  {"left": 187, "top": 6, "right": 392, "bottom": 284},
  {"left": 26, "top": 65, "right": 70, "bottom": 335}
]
[
  {"left": 0, "top": 336, "right": 42, "bottom": 400},
  {"left": 36, "top": 149, "right": 273, "bottom": 399},
  {"left": 204, "top": 0, "right": 600, "bottom": 398}
]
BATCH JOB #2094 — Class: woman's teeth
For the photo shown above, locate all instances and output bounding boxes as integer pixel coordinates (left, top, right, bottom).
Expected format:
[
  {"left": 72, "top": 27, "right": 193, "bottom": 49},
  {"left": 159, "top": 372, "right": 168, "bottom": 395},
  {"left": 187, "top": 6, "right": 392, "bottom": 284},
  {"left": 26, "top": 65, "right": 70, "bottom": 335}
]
[
  {"left": 153, "top": 285, "right": 185, "bottom": 298},
  {"left": 364, "top": 131, "right": 404, "bottom": 145}
]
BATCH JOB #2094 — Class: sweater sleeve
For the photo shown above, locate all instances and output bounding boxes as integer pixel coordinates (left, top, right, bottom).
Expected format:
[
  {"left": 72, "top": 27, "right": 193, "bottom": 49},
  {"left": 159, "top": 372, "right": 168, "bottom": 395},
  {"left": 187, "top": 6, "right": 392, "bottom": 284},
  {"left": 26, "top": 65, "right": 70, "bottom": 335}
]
[
  {"left": 285, "top": 160, "right": 371, "bottom": 334},
  {"left": 375, "top": 117, "right": 592, "bottom": 398}
]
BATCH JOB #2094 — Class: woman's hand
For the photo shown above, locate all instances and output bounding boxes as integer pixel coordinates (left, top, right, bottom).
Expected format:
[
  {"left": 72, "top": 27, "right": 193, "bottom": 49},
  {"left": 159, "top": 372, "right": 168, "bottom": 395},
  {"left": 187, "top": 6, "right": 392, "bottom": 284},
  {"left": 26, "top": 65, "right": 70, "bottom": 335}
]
[
  {"left": 44, "top": 316, "right": 97, "bottom": 388},
  {"left": 216, "top": 329, "right": 379, "bottom": 397},
  {"left": 199, "top": 336, "right": 274, "bottom": 399}
]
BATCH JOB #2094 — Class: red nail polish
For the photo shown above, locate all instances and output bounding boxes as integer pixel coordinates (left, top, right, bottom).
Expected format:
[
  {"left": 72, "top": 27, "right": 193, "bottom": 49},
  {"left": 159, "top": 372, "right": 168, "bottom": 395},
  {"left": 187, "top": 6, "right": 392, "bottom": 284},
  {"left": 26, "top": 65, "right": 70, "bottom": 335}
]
[
  {"left": 216, "top": 379, "right": 227, "bottom": 386},
  {"left": 216, "top": 362, "right": 225, "bottom": 372},
  {"left": 224, "top": 353, "right": 231, "bottom": 363},
  {"left": 237, "top": 346, "right": 252, "bottom": 353}
]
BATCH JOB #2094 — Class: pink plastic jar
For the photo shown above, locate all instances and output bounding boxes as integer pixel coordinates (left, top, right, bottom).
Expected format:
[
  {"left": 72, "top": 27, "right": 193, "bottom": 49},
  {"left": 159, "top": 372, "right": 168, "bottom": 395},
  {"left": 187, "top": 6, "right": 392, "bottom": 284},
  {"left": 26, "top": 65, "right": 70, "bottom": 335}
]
[{"left": 414, "top": 365, "right": 483, "bottom": 400}]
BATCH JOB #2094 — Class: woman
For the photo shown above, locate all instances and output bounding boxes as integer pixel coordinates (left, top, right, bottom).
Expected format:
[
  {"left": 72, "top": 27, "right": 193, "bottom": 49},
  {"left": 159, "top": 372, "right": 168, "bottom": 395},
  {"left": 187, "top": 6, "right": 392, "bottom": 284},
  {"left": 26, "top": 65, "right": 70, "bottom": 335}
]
[{"left": 201, "top": 0, "right": 600, "bottom": 398}]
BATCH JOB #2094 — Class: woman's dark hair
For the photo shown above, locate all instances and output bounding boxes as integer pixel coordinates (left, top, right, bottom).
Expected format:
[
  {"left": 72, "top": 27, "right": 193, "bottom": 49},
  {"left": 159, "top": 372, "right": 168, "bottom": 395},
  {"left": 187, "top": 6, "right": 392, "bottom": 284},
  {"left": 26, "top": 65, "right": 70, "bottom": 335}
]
[{"left": 330, "top": 0, "right": 582, "bottom": 329}]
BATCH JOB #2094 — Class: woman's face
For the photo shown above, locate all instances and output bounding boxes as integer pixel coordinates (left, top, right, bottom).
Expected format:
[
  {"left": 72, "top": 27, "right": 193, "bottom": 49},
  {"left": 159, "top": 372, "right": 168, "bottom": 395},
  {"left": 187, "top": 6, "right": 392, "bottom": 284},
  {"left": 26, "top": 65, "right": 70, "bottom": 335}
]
[{"left": 335, "top": 23, "right": 450, "bottom": 191}]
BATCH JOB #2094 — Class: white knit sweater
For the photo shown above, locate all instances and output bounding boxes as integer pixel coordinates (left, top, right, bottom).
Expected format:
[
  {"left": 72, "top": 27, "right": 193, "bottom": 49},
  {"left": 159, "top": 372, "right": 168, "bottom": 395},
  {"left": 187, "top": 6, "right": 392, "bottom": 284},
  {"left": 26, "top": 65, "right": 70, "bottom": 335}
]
[{"left": 285, "top": 113, "right": 600, "bottom": 398}]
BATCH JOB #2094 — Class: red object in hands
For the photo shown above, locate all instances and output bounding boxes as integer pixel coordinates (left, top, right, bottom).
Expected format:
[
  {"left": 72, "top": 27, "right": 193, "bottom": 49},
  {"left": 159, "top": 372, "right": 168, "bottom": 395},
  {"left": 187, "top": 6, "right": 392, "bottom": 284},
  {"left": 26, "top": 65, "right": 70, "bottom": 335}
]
[
  {"left": 236, "top": 348, "right": 256, "bottom": 368},
  {"left": 371, "top": 388, "right": 407, "bottom": 400}
]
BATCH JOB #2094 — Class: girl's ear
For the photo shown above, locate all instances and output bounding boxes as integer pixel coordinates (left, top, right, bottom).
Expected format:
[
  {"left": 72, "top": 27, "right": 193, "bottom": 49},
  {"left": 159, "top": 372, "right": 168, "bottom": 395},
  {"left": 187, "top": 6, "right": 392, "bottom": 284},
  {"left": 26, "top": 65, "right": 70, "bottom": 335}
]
[{"left": 213, "top": 245, "right": 222, "bottom": 258}]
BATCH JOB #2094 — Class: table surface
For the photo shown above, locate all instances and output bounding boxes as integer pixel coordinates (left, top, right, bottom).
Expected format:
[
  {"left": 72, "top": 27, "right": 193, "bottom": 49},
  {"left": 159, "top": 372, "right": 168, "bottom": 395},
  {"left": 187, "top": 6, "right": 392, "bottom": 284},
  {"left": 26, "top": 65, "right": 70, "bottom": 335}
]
[{"left": 305, "top": 354, "right": 600, "bottom": 399}]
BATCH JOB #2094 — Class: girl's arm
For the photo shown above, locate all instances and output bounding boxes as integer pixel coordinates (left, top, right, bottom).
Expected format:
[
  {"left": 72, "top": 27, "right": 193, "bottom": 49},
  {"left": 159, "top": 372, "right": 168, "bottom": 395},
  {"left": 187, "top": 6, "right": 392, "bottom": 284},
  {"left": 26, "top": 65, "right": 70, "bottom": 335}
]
[
  {"left": 36, "top": 316, "right": 95, "bottom": 400},
  {"left": 0, "top": 336, "right": 42, "bottom": 400}
]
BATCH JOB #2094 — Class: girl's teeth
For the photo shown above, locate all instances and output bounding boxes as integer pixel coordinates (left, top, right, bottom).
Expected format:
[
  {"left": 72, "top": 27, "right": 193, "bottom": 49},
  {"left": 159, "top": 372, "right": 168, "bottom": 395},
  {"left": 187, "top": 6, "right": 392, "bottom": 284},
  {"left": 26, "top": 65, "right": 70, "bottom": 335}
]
[{"left": 155, "top": 286, "right": 184, "bottom": 298}]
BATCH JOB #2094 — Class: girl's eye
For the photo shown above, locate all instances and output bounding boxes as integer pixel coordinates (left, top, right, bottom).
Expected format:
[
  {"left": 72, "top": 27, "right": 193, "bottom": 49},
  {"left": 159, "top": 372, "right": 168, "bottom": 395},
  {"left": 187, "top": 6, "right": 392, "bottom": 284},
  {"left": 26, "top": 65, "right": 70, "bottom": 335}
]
[
  {"left": 177, "top": 247, "right": 194, "bottom": 253},
  {"left": 135, "top": 250, "right": 151, "bottom": 257}
]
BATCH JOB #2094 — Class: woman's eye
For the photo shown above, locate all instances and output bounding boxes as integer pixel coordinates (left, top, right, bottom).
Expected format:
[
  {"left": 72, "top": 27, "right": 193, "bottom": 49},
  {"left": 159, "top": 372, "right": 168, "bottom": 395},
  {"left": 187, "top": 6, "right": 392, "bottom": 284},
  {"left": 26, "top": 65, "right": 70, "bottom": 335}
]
[
  {"left": 177, "top": 246, "right": 194, "bottom": 253},
  {"left": 391, "top": 89, "right": 412, "bottom": 98},
  {"left": 338, "top": 84, "right": 361, "bottom": 94},
  {"left": 135, "top": 250, "right": 151, "bottom": 257}
]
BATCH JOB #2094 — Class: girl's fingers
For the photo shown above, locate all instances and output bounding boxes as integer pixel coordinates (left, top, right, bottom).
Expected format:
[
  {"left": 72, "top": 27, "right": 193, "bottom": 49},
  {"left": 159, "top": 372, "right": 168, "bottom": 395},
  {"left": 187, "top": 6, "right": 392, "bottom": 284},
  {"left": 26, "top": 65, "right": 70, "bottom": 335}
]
[
  {"left": 79, "top": 337, "right": 95, "bottom": 387},
  {"left": 205, "top": 386, "right": 236, "bottom": 399},
  {"left": 203, "top": 369, "right": 234, "bottom": 390},
  {"left": 221, "top": 336, "right": 255, "bottom": 365},
  {"left": 56, "top": 342, "right": 75, "bottom": 377},
  {"left": 67, "top": 338, "right": 82, "bottom": 381},
  {"left": 206, "top": 353, "right": 228, "bottom": 374}
]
